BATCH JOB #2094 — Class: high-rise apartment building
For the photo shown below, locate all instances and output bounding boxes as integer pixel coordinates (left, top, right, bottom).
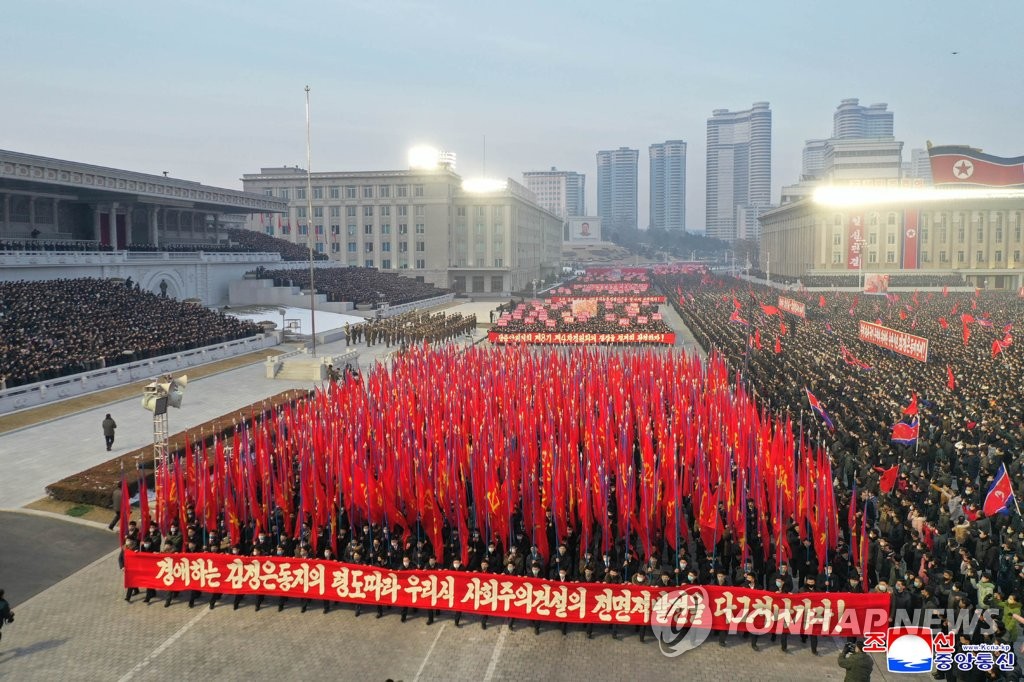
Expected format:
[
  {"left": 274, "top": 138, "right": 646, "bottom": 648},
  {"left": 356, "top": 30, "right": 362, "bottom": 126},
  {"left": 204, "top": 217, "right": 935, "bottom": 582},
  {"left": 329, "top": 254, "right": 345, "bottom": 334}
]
[
  {"left": 705, "top": 102, "right": 772, "bottom": 242},
  {"left": 648, "top": 140, "right": 687, "bottom": 231},
  {"left": 833, "top": 99, "right": 894, "bottom": 139},
  {"left": 904, "top": 148, "right": 934, "bottom": 183},
  {"left": 596, "top": 147, "right": 639, "bottom": 235},
  {"left": 522, "top": 167, "right": 585, "bottom": 219}
]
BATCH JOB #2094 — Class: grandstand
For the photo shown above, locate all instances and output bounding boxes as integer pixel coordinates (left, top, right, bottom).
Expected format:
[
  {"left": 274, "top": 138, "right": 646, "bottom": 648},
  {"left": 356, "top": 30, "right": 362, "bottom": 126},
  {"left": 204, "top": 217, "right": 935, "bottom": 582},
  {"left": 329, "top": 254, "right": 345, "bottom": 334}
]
[{"left": 250, "top": 267, "right": 452, "bottom": 306}]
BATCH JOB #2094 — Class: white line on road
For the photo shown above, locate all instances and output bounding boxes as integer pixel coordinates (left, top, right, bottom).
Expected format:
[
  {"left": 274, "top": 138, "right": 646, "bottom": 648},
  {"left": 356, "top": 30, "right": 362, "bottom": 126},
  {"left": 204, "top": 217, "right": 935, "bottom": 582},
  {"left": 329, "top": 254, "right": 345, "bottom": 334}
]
[
  {"left": 117, "top": 609, "right": 209, "bottom": 682},
  {"left": 413, "top": 623, "right": 446, "bottom": 682},
  {"left": 483, "top": 624, "right": 509, "bottom": 682}
]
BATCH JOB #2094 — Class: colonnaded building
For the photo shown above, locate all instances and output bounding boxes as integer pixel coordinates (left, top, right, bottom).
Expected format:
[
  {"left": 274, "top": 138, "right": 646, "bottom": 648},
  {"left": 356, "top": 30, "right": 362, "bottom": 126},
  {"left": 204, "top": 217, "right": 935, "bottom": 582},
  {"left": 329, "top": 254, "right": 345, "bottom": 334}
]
[
  {"left": 241, "top": 156, "right": 564, "bottom": 294},
  {"left": 759, "top": 144, "right": 1024, "bottom": 290}
]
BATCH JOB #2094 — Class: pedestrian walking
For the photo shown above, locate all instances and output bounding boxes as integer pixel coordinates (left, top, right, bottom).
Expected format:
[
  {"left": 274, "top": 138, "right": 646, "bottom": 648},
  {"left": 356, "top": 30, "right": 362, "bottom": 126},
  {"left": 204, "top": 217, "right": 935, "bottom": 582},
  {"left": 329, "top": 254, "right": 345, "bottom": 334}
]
[
  {"left": 102, "top": 413, "right": 117, "bottom": 451},
  {"left": 0, "top": 589, "right": 13, "bottom": 643}
]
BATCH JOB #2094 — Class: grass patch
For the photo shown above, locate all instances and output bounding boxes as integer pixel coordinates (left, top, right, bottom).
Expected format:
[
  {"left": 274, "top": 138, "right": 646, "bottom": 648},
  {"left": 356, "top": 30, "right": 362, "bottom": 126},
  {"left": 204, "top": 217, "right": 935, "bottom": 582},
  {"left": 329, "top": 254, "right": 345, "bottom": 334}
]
[{"left": 65, "top": 505, "right": 92, "bottom": 518}]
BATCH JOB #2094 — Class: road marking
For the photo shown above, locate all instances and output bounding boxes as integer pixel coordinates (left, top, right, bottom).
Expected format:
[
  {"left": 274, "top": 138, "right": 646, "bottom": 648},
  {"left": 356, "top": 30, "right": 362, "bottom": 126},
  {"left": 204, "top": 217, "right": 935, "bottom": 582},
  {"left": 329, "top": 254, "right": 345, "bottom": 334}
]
[
  {"left": 117, "top": 609, "right": 209, "bottom": 682},
  {"left": 483, "top": 623, "right": 509, "bottom": 682},
  {"left": 413, "top": 623, "right": 446, "bottom": 682}
]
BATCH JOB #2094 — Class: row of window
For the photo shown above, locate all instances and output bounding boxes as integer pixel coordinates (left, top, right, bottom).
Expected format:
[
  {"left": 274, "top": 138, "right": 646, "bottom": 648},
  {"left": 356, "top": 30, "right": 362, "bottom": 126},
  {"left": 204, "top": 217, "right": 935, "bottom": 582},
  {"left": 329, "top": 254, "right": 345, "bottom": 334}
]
[
  {"left": 268, "top": 224, "right": 426, "bottom": 236},
  {"left": 831, "top": 250, "right": 1021, "bottom": 264},
  {"left": 288, "top": 205, "right": 426, "bottom": 219},
  {"left": 266, "top": 185, "right": 425, "bottom": 200},
  {"left": 835, "top": 225, "right": 1024, "bottom": 244}
]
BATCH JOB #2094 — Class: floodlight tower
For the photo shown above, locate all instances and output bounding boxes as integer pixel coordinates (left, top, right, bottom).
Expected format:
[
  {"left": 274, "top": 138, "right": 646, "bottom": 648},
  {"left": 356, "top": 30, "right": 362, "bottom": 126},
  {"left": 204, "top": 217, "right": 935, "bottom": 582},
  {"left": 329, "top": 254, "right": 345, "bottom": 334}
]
[{"left": 141, "top": 374, "right": 188, "bottom": 468}]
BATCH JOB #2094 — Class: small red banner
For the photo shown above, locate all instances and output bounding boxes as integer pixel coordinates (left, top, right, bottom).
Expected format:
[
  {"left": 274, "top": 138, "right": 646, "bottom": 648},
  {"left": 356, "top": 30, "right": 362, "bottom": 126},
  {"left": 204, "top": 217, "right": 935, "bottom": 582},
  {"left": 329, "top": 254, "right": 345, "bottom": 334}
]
[
  {"left": 488, "top": 331, "right": 676, "bottom": 345},
  {"left": 777, "top": 296, "right": 806, "bottom": 319},
  {"left": 858, "top": 320, "right": 929, "bottom": 362}
]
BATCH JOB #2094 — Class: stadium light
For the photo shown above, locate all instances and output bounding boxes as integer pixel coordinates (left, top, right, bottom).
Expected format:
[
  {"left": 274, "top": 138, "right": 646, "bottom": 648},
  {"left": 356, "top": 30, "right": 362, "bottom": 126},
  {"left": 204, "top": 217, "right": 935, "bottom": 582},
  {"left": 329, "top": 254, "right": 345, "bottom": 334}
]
[
  {"left": 408, "top": 145, "right": 441, "bottom": 170},
  {"left": 812, "top": 185, "right": 1024, "bottom": 207},
  {"left": 461, "top": 178, "right": 508, "bottom": 194}
]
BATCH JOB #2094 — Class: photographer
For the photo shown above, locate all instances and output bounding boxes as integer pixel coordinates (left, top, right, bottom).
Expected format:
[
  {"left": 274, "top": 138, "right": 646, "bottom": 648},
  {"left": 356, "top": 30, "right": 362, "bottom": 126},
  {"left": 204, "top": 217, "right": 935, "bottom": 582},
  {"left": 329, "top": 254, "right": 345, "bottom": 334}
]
[
  {"left": 838, "top": 640, "right": 873, "bottom": 681},
  {"left": 0, "top": 589, "right": 12, "bottom": 642}
]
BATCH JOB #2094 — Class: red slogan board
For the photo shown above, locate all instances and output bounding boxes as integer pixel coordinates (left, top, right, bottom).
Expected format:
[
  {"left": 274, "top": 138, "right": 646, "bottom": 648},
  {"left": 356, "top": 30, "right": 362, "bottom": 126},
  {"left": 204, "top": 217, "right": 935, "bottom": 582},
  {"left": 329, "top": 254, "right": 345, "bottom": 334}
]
[
  {"left": 858, "top": 321, "right": 929, "bottom": 362},
  {"left": 124, "top": 553, "right": 889, "bottom": 634},
  {"left": 488, "top": 331, "right": 675, "bottom": 345},
  {"left": 777, "top": 296, "right": 806, "bottom": 319}
]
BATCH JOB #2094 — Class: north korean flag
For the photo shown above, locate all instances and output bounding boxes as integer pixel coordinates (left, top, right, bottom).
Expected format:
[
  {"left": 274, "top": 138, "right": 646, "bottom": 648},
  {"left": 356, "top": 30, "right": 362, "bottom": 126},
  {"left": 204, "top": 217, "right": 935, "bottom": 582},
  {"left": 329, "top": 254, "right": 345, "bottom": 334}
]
[
  {"left": 891, "top": 418, "right": 919, "bottom": 446},
  {"left": 929, "top": 145, "right": 1024, "bottom": 187},
  {"left": 983, "top": 464, "right": 1015, "bottom": 517},
  {"left": 805, "top": 389, "right": 835, "bottom": 431}
]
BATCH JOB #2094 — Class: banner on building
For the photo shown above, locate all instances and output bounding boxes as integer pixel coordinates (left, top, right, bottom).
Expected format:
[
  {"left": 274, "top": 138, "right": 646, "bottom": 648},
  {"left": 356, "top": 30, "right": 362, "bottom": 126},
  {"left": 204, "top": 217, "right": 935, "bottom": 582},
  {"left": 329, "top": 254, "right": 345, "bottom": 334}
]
[
  {"left": 488, "top": 331, "right": 676, "bottom": 345},
  {"left": 859, "top": 321, "right": 929, "bottom": 362},
  {"left": 124, "top": 553, "right": 889, "bottom": 634},
  {"left": 567, "top": 217, "right": 602, "bottom": 243},
  {"left": 902, "top": 210, "right": 920, "bottom": 269},
  {"left": 777, "top": 296, "right": 806, "bottom": 319},
  {"left": 847, "top": 214, "right": 864, "bottom": 270},
  {"left": 928, "top": 145, "right": 1024, "bottom": 187}
]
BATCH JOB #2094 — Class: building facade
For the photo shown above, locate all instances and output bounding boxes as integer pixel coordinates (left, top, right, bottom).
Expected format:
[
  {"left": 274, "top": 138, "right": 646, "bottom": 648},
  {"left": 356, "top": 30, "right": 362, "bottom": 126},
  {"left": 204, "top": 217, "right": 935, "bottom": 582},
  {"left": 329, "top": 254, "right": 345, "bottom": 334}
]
[
  {"left": 596, "top": 147, "right": 638, "bottom": 235},
  {"left": 522, "top": 168, "right": 585, "bottom": 220},
  {"left": 241, "top": 167, "right": 561, "bottom": 294},
  {"left": 648, "top": 140, "right": 687, "bottom": 231},
  {"left": 822, "top": 138, "right": 904, "bottom": 183},
  {"left": 705, "top": 102, "right": 772, "bottom": 242},
  {"left": 833, "top": 99, "right": 894, "bottom": 139},
  {"left": 759, "top": 192, "right": 1024, "bottom": 289}
]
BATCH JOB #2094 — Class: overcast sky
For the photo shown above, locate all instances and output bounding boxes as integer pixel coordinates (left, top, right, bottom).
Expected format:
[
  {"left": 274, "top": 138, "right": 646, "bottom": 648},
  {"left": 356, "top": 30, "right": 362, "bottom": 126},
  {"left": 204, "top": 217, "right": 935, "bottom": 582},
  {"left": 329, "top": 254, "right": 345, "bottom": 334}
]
[{"left": 3, "top": 1, "right": 1021, "bottom": 231}]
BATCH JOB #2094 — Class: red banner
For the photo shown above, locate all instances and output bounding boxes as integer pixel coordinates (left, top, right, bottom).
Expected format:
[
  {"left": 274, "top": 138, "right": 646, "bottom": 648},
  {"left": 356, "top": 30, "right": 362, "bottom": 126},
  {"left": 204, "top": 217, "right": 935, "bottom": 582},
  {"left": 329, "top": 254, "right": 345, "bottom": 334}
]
[
  {"left": 902, "top": 209, "right": 920, "bottom": 269},
  {"left": 488, "top": 331, "right": 676, "bottom": 345},
  {"left": 549, "top": 296, "right": 666, "bottom": 304},
  {"left": 847, "top": 214, "right": 864, "bottom": 270},
  {"left": 859, "top": 320, "right": 929, "bottom": 362},
  {"left": 124, "top": 552, "right": 889, "bottom": 634},
  {"left": 777, "top": 296, "right": 806, "bottom": 319}
]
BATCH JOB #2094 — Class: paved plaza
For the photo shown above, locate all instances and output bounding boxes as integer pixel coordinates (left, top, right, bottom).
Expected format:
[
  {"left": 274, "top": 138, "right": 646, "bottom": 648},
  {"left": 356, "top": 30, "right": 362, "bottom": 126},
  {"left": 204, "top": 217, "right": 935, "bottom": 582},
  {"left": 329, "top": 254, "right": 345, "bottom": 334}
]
[{"left": 0, "top": 304, "right": 916, "bottom": 681}]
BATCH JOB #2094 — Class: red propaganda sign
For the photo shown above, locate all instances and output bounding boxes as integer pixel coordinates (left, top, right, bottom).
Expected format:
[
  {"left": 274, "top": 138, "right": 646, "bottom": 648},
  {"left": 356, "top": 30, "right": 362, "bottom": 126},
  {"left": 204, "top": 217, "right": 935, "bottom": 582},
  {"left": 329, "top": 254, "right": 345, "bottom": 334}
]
[
  {"left": 847, "top": 214, "right": 864, "bottom": 270},
  {"left": 859, "top": 321, "right": 929, "bottom": 362},
  {"left": 488, "top": 331, "right": 675, "bottom": 345},
  {"left": 549, "top": 296, "right": 666, "bottom": 304},
  {"left": 902, "top": 210, "right": 920, "bottom": 269},
  {"left": 777, "top": 296, "right": 806, "bottom": 319},
  {"left": 124, "top": 553, "right": 889, "bottom": 634}
]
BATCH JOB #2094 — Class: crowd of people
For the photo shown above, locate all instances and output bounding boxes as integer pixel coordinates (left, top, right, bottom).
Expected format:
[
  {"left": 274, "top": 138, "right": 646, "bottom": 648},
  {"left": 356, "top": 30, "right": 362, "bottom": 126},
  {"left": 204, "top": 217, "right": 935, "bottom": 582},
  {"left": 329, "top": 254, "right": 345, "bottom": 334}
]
[
  {"left": 221, "top": 228, "right": 330, "bottom": 261},
  {"left": 0, "top": 278, "right": 261, "bottom": 388},
  {"left": 251, "top": 266, "right": 451, "bottom": 306},
  {"left": 0, "top": 238, "right": 110, "bottom": 252},
  {"left": 749, "top": 270, "right": 968, "bottom": 288},
  {"left": 344, "top": 310, "right": 476, "bottom": 348},
  {"left": 656, "top": 271, "right": 1024, "bottom": 659}
]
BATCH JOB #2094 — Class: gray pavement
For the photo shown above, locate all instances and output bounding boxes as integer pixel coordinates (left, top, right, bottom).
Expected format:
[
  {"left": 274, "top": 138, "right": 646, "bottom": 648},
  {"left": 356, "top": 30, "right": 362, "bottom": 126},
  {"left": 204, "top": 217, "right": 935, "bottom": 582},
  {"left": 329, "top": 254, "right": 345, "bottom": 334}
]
[{"left": 0, "top": 511, "right": 118, "bottom": 608}]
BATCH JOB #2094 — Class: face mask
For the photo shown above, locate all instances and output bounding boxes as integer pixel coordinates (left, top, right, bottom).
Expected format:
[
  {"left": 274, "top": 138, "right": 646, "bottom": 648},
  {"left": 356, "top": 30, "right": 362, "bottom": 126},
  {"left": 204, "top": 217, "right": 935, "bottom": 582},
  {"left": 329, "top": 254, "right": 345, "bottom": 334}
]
[{"left": 776, "top": 581, "right": 783, "bottom": 588}]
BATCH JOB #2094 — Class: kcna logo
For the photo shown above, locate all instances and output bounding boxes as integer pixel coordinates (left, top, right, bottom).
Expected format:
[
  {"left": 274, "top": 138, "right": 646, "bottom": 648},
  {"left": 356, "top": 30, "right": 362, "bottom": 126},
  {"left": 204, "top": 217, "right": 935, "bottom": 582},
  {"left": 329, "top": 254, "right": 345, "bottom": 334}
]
[{"left": 864, "top": 627, "right": 1015, "bottom": 674}]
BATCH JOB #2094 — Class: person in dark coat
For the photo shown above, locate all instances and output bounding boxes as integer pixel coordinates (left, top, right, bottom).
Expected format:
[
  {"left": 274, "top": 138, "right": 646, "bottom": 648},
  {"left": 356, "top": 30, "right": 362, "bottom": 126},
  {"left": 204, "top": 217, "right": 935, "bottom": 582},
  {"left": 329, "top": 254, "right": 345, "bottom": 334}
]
[
  {"left": 0, "top": 589, "right": 12, "bottom": 642},
  {"left": 102, "top": 414, "right": 117, "bottom": 451},
  {"left": 837, "top": 640, "right": 873, "bottom": 681}
]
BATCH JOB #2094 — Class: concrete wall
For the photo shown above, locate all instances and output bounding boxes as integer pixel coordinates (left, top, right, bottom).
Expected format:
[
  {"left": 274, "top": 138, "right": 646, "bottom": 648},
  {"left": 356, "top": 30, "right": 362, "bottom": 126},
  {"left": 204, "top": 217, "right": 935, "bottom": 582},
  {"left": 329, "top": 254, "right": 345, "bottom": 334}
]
[{"left": 0, "top": 251, "right": 285, "bottom": 305}]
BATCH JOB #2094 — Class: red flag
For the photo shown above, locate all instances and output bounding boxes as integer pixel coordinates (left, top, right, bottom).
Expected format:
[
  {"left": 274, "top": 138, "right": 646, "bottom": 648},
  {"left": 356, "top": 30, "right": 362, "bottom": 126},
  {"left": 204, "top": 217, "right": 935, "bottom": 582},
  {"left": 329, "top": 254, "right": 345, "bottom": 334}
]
[
  {"left": 879, "top": 465, "right": 899, "bottom": 493},
  {"left": 938, "top": 317, "right": 948, "bottom": 330},
  {"left": 983, "top": 464, "right": 1014, "bottom": 517},
  {"left": 753, "top": 329, "right": 762, "bottom": 350},
  {"left": 946, "top": 365, "right": 956, "bottom": 392},
  {"left": 902, "top": 393, "right": 918, "bottom": 417},
  {"left": 942, "top": 286, "right": 948, "bottom": 297},
  {"left": 774, "top": 337, "right": 782, "bottom": 354},
  {"left": 119, "top": 472, "right": 131, "bottom": 544},
  {"left": 138, "top": 468, "right": 150, "bottom": 538},
  {"left": 992, "top": 339, "right": 1005, "bottom": 357},
  {"left": 779, "top": 321, "right": 787, "bottom": 336},
  {"left": 729, "top": 309, "right": 749, "bottom": 325},
  {"left": 818, "top": 295, "right": 826, "bottom": 308},
  {"left": 760, "top": 304, "right": 780, "bottom": 316}
]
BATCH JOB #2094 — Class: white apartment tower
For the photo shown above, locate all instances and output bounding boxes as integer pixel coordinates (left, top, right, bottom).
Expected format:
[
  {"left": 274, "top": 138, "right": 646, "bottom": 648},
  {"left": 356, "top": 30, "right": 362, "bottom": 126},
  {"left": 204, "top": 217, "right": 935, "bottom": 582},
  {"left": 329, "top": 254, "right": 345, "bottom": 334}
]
[
  {"left": 649, "top": 140, "right": 687, "bottom": 231},
  {"left": 522, "top": 168, "right": 585, "bottom": 220},
  {"left": 596, "top": 147, "right": 639, "bottom": 235},
  {"left": 705, "top": 102, "right": 772, "bottom": 242}
]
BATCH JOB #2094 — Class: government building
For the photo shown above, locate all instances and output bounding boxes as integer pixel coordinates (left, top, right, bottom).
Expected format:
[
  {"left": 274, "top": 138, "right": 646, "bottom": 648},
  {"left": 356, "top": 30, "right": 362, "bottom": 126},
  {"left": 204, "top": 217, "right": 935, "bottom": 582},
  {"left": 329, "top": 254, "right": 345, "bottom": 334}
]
[
  {"left": 759, "top": 144, "right": 1024, "bottom": 290},
  {"left": 242, "top": 162, "right": 563, "bottom": 294}
]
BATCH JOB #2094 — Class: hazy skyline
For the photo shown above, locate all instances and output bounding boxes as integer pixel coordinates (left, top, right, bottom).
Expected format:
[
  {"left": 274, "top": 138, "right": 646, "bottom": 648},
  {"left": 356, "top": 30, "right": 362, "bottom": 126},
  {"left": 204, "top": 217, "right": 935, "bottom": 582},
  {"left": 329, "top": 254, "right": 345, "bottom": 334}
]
[{"left": 3, "top": 0, "right": 1021, "bottom": 232}]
